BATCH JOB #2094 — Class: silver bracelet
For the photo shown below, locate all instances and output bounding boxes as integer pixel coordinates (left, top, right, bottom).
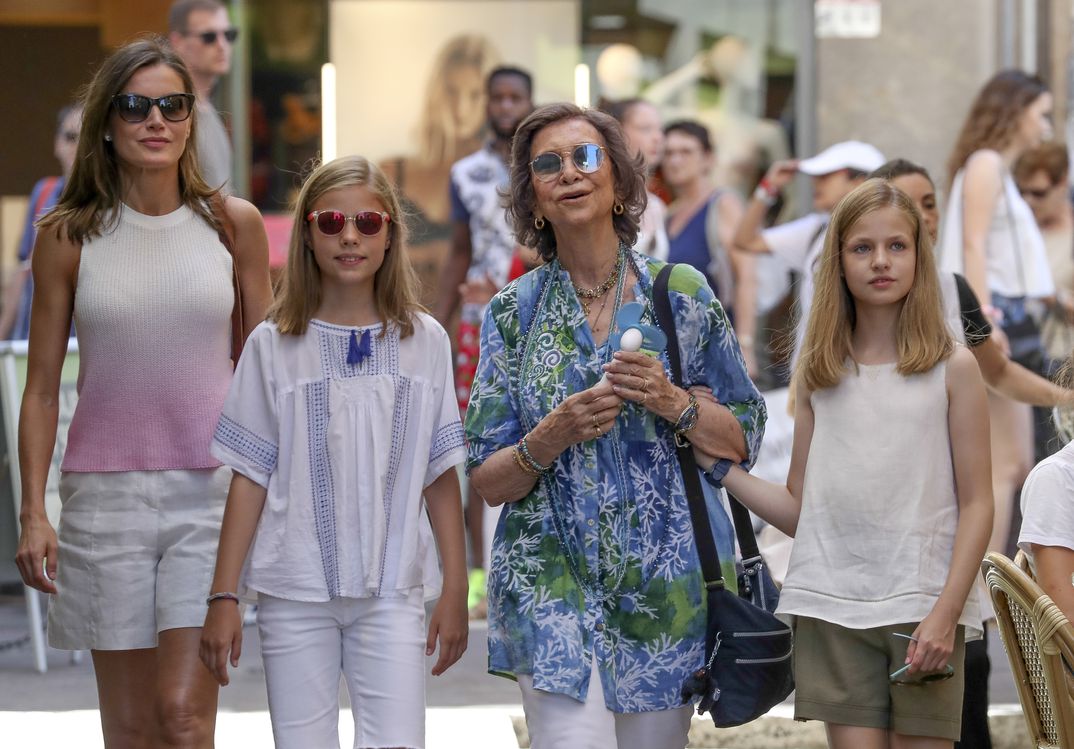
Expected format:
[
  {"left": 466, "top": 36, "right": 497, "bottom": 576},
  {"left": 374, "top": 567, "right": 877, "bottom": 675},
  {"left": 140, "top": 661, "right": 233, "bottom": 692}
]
[{"left": 206, "top": 591, "right": 240, "bottom": 605}]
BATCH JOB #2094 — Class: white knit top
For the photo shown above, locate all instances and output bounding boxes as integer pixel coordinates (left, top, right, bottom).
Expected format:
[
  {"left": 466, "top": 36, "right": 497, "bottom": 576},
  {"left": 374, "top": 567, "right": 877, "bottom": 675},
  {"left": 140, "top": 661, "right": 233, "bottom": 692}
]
[
  {"left": 63, "top": 203, "right": 234, "bottom": 471},
  {"left": 777, "top": 359, "right": 982, "bottom": 637}
]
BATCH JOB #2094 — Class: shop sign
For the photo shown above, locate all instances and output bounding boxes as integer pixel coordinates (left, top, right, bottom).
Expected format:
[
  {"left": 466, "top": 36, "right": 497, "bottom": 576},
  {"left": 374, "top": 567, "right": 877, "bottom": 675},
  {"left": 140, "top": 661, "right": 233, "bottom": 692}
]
[{"left": 815, "top": 0, "right": 882, "bottom": 38}]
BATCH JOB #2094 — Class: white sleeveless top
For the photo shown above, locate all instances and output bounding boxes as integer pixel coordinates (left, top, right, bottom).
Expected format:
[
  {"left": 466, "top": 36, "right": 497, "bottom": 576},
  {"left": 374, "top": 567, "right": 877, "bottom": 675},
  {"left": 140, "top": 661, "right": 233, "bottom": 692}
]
[
  {"left": 777, "top": 359, "right": 982, "bottom": 637},
  {"left": 939, "top": 168, "right": 1054, "bottom": 298}
]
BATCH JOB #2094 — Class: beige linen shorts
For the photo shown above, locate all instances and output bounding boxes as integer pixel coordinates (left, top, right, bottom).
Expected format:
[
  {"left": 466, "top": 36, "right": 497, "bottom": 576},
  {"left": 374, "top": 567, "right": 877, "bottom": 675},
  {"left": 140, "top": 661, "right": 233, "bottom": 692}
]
[
  {"left": 47, "top": 467, "right": 229, "bottom": 650},
  {"left": 792, "top": 616, "right": 966, "bottom": 741}
]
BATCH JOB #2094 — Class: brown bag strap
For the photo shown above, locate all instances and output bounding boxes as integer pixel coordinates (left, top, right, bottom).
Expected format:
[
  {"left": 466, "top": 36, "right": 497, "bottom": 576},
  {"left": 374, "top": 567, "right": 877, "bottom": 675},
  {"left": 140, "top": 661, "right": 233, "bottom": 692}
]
[{"left": 209, "top": 192, "right": 245, "bottom": 364}]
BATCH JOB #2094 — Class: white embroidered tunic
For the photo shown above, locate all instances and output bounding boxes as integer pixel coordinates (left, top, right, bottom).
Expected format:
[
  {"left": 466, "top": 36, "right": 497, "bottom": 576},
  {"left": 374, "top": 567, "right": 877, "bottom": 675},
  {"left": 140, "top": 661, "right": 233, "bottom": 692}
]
[{"left": 210, "top": 314, "right": 466, "bottom": 602}]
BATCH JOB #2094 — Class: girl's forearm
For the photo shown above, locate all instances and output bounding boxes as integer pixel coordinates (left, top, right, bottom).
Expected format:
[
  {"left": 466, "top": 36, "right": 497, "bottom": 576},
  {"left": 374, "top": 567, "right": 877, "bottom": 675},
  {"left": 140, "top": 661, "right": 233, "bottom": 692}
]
[
  {"left": 721, "top": 464, "right": 801, "bottom": 537},
  {"left": 933, "top": 494, "right": 993, "bottom": 622},
  {"left": 425, "top": 468, "right": 468, "bottom": 591},
  {"left": 209, "top": 473, "right": 268, "bottom": 594}
]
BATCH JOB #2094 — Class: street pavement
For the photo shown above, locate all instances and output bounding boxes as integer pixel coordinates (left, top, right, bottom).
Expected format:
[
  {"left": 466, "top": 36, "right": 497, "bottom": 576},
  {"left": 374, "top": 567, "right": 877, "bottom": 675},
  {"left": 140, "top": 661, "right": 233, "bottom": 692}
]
[{"left": 0, "top": 588, "right": 1023, "bottom": 748}]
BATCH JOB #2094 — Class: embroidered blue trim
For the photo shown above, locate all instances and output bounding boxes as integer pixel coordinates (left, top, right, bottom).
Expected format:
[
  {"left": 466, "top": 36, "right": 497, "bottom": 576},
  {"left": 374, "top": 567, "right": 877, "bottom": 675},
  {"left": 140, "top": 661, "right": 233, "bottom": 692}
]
[
  {"left": 318, "top": 326, "right": 399, "bottom": 379},
  {"left": 430, "top": 422, "right": 465, "bottom": 464},
  {"left": 377, "top": 376, "right": 411, "bottom": 595},
  {"left": 214, "top": 415, "right": 278, "bottom": 476},
  {"left": 306, "top": 380, "right": 339, "bottom": 599}
]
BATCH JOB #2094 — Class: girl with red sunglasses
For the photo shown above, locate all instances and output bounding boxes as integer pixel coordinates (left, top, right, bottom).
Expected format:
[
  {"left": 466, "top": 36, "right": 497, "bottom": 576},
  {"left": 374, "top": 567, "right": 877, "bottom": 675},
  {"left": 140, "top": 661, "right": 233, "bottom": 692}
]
[{"left": 200, "top": 155, "right": 468, "bottom": 748}]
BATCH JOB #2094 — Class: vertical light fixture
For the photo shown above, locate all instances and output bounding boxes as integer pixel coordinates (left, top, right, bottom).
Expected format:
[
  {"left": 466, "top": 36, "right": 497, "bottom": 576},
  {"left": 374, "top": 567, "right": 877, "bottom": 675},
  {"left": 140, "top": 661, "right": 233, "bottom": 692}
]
[
  {"left": 321, "top": 62, "right": 337, "bottom": 162},
  {"left": 574, "top": 63, "right": 590, "bottom": 108}
]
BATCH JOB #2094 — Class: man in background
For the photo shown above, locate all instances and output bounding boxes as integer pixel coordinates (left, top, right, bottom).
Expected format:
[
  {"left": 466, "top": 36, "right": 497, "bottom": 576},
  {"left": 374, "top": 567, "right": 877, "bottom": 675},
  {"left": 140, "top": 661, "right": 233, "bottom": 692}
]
[
  {"left": 0, "top": 104, "right": 82, "bottom": 340},
  {"left": 168, "top": 0, "right": 236, "bottom": 191},
  {"left": 436, "top": 66, "right": 535, "bottom": 617},
  {"left": 733, "top": 140, "right": 886, "bottom": 367}
]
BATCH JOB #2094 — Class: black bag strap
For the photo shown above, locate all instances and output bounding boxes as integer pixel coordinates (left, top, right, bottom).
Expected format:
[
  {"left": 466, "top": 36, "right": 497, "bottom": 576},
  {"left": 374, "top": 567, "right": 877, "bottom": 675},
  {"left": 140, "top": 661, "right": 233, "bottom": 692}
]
[{"left": 653, "top": 264, "right": 763, "bottom": 582}]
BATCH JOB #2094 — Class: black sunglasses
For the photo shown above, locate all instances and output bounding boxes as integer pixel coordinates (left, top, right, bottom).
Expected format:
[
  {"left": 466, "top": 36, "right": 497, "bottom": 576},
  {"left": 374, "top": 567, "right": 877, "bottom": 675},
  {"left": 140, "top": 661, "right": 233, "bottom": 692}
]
[
  {"left": 530, "top": 143, "right": 605, "bottom": 181},
  {"left": 186, "top": 28, "right": 239, "bottom": 45},
  {"left": 112, "top": 93, "right": 196, "bottom": 123}
]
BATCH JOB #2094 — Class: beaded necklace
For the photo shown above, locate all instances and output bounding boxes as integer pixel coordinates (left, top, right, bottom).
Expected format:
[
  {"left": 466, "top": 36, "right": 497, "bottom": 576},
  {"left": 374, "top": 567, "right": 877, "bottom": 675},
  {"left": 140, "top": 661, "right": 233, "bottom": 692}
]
[
  {"left": 571, "top": 252, "right": 623, "bottom": 315},
  {"left": 514, "top": 247, "right": 674, "bottom": 604}
]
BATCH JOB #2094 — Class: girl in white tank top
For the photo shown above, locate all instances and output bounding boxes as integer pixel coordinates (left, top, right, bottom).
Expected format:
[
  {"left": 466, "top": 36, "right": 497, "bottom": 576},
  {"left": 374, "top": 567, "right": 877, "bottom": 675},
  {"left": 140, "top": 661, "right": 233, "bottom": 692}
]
[{"left": 701, "top": 180, "right": 993, "bottom": 748}]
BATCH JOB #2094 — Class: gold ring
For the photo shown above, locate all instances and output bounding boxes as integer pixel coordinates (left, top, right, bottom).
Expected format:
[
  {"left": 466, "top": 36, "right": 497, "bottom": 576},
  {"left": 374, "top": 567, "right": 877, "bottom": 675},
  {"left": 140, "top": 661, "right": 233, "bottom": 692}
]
[
  {"left": 592, "top": 415, "right": 599, "bottom": 429},
  {"left": 641, "top": 379, "right": 649, "bottom": 393},
  {"left": 593, "top": 423, "right": 600, "bottom": 435},
  {"left": 640, "top": 392, "right": 648, "bottom": 406}
]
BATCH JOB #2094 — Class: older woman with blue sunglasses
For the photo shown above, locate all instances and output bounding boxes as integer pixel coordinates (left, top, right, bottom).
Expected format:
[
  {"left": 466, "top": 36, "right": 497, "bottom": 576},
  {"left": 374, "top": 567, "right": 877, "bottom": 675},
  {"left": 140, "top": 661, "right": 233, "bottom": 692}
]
[{"left": 464, "top": 102, "right": 765, "bottom": 749}]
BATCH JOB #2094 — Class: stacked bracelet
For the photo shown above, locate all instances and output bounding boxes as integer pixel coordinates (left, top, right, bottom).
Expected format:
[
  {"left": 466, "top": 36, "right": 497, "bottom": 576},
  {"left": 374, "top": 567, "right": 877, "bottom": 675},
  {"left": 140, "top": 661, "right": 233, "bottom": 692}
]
[
  {"left": 516, "top": 435, "right": 552, "bottom": 475},
  {"left": 673, "top": 393, "right": 700, "bottom": 447},
  {"left": 206, "top": 591, "right": 240, "bottom": 606},
  {"left": 513, "top": 445, "right": 543, "bottom": 477}
]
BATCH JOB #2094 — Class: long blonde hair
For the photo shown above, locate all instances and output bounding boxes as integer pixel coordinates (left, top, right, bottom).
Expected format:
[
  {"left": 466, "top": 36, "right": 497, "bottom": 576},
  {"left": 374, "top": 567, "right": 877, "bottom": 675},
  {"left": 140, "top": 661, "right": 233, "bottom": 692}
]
[
  {"left": 39, "top": 36, "right": 218, "bottom": 243},
  {"left": 415, "top": 34, "right": 498, "bottom": 165},
  {"left": 270, "top": 156, "right": 422, "bottom": 337},
  {"left": 796, "top": 178, "right": 952, "bottom": 392}
]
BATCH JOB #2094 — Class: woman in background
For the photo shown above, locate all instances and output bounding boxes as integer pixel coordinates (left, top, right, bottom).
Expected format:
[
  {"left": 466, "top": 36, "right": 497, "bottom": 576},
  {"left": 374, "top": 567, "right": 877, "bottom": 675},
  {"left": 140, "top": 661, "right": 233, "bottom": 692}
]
[{"left": 941, "top": 70, "right": 1055, "bottom": 558}]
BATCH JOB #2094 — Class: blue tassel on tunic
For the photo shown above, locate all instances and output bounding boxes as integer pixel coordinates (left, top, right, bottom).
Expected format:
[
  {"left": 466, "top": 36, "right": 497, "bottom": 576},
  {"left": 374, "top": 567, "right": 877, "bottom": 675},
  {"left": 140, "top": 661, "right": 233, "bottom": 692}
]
[{"left": 347, "top": 329, "right": 371, "bottom": 365}]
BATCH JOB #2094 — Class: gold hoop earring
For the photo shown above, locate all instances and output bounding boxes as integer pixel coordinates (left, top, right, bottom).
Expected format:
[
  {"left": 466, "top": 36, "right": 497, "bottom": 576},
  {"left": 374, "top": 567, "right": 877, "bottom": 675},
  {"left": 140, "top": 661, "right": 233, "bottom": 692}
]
[
  {"left": 613, "top": 202, "right": 625, "bottom": 215},
  {"left": 534, "top": 216, "right": 546, "bottom": 230}
]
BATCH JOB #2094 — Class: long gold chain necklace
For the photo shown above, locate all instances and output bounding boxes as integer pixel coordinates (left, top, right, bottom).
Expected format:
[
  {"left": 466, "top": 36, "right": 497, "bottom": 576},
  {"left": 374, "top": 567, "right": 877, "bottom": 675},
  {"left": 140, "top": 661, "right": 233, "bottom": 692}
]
[
  {"left": 572, "top": 253, "right": 623, "bottom": 315},
  {"left": 589, "top": 284, "right": 614, "bottom": 335}
]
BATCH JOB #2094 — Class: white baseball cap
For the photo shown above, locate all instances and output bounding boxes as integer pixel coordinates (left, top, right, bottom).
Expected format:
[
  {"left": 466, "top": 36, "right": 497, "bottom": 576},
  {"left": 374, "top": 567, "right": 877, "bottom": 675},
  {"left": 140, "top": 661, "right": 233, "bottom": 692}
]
[{"left": 798, "top": 141, "right": 886, "bottom": 176}]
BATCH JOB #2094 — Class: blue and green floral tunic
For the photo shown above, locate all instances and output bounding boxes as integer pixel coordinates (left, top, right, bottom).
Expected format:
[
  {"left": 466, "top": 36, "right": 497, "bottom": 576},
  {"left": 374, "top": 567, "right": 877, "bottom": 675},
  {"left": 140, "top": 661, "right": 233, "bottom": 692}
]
[{"left": 464, "top": 252, "right": 765, "bottom": 712}]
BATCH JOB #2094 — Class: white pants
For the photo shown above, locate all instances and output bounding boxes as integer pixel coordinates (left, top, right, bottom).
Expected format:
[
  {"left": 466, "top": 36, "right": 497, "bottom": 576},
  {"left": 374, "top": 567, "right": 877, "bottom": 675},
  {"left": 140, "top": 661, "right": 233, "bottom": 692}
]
[
  {"left": 518, "top": 658, "right": 693, "bottom": 749},
  {"left": 257, "top": 590, "right": 426, "bottom": 749}
]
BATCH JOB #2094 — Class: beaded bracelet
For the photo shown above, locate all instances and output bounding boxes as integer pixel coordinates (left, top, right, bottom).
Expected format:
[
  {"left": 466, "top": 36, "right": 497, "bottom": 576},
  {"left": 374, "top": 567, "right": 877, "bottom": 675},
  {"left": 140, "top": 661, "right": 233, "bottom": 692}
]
[
  {"left": 513, "top": 445, "right": 543, "bottom": 477},
  {"left": 206, "top": 591, "right": 240, "bottom": 606},
  {"left": 673, "top": 393, "right": 700, "bottom": 447},
  {"left": 517, "top": 435, "right": 552, "bottom": 474}
]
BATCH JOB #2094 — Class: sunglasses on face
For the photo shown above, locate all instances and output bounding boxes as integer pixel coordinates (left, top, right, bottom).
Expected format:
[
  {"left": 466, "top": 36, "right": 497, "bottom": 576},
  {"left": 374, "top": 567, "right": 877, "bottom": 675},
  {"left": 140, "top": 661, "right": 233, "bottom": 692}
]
[
  {"left": 306, "top": 210, "right": 391, "bottom": 237},
  {"left": 112, "top": 93, "right": 195, "bottom": 123},
  {"left": 186, "top": 28, "right": 239, "bottom": 45},
  {"left": 530, "top": 143, "right": 605, "bottom": 181}
]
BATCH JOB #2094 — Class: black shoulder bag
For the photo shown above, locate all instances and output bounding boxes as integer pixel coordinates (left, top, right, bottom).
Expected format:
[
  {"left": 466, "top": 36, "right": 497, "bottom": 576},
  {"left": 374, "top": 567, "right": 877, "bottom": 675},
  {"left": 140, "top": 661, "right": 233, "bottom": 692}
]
[{"left": 653, "top": 263, "right": 794, "bottom": 728}]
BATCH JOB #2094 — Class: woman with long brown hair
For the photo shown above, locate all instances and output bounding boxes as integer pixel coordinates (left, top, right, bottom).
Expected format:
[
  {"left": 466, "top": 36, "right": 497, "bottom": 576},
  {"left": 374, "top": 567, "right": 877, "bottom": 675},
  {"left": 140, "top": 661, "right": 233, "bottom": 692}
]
[
  {"left": 940, "top": 70, "right": 1055, "bottom": 562},
  {"left": 14, "top": 36, "right": 271, "bottom": 747}
]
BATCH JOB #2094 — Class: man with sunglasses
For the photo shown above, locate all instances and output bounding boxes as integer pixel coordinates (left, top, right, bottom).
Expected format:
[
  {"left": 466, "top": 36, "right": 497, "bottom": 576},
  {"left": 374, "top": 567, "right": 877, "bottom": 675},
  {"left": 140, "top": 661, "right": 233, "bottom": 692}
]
[
  {"left": 168, "top": 0, "right": 237, "bottom": 191},
  {"left": 435, "top": 66, "right": 534, "bottom": 618}
]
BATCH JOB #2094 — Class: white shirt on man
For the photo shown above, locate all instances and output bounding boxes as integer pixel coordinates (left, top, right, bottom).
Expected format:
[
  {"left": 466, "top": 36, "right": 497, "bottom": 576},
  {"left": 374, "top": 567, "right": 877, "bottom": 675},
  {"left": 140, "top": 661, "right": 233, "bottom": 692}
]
[{"left": 761, "top": 212, "right": 829, "bottom": 359}]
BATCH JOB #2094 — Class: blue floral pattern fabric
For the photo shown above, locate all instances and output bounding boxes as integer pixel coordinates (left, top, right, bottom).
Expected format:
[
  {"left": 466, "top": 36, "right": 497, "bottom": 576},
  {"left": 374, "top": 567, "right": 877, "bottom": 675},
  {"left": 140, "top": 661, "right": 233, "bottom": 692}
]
[{"left": 464, "top": 252, "right": 765, "bottom": 712}]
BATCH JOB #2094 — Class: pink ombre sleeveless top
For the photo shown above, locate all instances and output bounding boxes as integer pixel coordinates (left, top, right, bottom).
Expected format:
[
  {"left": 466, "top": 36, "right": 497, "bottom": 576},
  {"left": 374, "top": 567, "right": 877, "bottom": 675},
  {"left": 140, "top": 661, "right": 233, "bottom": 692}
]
[{"left": 62, "top": 203, "right": 234, "bottom": 471}]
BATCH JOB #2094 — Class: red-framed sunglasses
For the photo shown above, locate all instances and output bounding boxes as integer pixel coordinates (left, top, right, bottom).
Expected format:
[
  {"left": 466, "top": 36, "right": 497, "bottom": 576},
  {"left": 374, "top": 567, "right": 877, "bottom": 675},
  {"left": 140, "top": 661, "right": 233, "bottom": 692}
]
[{"left": 306, "top": 210, "right": 391, "bottom": 237}]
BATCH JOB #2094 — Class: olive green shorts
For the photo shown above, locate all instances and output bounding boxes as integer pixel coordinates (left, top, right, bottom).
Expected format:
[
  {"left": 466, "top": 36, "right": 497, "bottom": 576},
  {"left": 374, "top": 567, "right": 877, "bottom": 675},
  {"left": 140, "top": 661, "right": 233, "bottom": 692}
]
[{"left": 792, "top": 617, "right": 966, "bottom": 741}]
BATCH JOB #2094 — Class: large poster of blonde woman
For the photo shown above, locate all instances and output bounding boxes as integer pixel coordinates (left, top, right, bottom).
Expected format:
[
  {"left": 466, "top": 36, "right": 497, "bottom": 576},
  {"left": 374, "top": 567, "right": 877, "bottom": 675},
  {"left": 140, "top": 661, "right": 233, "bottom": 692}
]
[{"left": 330, "top": 0, "right": 579, "bottom": 307}]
